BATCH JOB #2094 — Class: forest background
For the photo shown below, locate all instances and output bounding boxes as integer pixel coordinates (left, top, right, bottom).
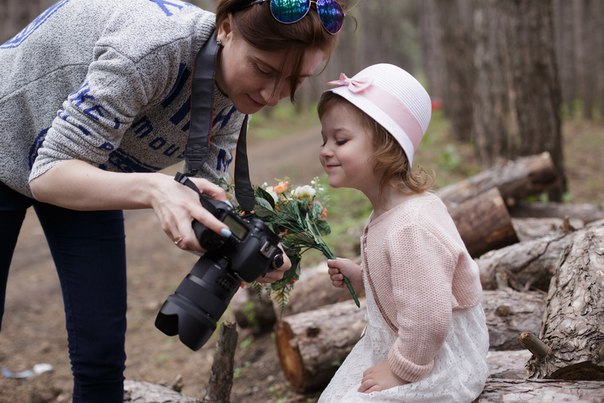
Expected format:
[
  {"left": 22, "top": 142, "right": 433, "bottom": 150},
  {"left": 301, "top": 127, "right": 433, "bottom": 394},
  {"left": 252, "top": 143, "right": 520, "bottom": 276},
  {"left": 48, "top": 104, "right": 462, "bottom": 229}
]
[{"left": 1, "top": 0, "right": 603, "bottom": 402}]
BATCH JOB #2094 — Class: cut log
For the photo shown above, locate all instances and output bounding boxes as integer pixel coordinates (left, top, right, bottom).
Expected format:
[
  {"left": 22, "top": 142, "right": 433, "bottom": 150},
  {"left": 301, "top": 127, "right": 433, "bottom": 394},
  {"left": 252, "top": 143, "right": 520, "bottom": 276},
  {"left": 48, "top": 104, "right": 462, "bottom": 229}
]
[
  {"left": 476, "top": 227, "right": 579, "bottom": 292},
  {"left": 525, "top": 224, "right": 604, "bottom": 380},
  {"left": 510, "top": 201, "right": 604, "bottom": 224},
  {"left": 274, "top": 299, "right": 366, "bottom": 393},
  {"left": 449, "top": 187, "right": 519, "bottom": 257},
  {"left": 486, "top": 350, "right": 532, "bottom": 379},
  {"left": 274, "top": 290, "right": 544, "bottom": 393},
  {"left": 512, "top": 217, "right": 583, "bottom": 242},
  {"left": 482, "top": 288, "right": 546, "bottom": 350},
  {"left": 476, "top": 379, "right": 604, "bottom": 402},
  {"left": 436, "top": 152, "right": 558, "bottom": 206}
]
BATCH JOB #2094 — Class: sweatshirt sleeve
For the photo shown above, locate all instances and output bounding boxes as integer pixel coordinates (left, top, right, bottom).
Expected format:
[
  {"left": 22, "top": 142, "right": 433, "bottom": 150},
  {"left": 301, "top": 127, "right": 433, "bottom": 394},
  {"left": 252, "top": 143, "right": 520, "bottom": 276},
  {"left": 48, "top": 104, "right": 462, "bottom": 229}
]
[
  {"left": 29, "top": 42, "right": 178, "bottom": 182},
  {"left": 386, "top": 220, "right": 457, "bottom": 382}
]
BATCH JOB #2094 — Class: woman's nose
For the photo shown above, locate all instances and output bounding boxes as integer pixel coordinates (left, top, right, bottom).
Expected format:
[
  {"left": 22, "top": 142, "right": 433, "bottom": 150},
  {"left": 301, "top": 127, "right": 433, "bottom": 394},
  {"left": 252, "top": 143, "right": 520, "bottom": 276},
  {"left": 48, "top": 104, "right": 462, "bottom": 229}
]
[{"left": 261, "top": 79, "right": 289, "bottom": 106}]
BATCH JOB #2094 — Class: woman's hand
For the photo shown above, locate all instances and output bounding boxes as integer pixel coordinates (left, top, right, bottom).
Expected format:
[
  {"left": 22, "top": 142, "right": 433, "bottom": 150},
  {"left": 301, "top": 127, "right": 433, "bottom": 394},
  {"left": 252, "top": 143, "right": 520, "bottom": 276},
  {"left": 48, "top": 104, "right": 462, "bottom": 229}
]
[
  {"left": 151, "top": 174, "right": 233, "bottom": 253},
  {"left": 358, "top": 362, "right": 407, "bottom": 393},
  {"left": 326, "top": 258, "right": 363, "bottom": 291},
  {"left": 254, "top": 244, "right": 291, "bottom": 284}
]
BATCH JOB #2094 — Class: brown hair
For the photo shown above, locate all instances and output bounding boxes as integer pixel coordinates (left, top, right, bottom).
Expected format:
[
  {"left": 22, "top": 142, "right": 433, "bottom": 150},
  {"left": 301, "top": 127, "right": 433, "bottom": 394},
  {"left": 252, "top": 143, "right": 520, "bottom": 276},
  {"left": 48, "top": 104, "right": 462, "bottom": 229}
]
[
  {"left": 216, "top": 0, "right": 341, "bottom": 100},
  {"left": 318, "top": 92, "right": 434, "bottom": 196}
]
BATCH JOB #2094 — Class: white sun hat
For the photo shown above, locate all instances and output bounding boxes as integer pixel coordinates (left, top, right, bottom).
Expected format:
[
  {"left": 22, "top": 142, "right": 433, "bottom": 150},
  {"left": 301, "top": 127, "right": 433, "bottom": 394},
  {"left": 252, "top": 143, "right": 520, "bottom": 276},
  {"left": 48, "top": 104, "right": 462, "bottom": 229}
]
[{"left": 325, "top": 63, "right": 432, "bottom": 166}]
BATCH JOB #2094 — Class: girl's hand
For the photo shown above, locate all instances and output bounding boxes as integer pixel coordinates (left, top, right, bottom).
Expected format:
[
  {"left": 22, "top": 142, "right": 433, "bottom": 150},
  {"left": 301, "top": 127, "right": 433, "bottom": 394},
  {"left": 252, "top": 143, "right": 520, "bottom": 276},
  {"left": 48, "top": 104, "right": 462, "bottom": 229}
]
[
  {"left": 326, "top": 258, "right": 363, "bottom": 291},
  {"left": 358, "top": 362, "right": 407, "bottom": 393}
]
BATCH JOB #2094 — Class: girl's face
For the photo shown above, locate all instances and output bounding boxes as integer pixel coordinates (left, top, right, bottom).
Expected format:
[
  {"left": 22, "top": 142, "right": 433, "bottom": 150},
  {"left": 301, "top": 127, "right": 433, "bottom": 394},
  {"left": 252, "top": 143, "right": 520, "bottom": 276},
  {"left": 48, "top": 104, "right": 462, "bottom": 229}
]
[
  {"left": 216, "top": 15, "right": 327, "bottom": 114},
  {"left": 319, "top": 102, "right": 378, "bottom": 193}
]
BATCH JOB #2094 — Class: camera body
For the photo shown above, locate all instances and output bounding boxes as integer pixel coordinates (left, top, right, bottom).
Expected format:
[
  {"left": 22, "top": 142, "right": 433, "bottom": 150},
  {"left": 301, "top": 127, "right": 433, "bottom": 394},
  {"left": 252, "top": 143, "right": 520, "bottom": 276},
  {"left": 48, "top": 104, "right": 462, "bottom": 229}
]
[{"left": 155, "top": 181, "right": 283, "bottom": 351}]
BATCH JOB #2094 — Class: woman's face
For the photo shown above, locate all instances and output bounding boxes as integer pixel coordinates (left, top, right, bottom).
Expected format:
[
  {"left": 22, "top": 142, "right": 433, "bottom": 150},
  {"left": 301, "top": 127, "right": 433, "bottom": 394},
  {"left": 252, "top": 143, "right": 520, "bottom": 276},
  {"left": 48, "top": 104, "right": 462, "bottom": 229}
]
[{"left": 216, "top": 15, "right": 327, "bottom": 114}]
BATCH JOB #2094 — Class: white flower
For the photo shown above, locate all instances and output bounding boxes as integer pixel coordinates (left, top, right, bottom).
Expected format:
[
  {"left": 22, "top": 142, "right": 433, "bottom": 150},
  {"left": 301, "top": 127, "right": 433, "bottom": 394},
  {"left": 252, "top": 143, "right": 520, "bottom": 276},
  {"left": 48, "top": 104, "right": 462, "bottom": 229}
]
[{"left": 292, "top": 185, "right": 316, "bottom": 200}]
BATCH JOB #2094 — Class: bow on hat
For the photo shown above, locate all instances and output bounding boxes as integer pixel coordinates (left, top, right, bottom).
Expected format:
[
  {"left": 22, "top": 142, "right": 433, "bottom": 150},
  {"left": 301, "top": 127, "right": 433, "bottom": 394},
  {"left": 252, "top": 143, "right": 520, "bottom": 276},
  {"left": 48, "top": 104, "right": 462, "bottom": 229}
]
[{"left": 327, "top": 73, "right": 373, "bottom": 93}]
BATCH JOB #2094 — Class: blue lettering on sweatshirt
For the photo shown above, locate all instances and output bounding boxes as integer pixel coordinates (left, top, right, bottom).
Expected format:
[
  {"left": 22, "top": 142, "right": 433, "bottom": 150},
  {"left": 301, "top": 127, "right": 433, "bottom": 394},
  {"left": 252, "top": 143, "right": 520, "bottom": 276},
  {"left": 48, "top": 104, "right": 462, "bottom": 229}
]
[
  {"left": 161, "top": 64, "right": 190, "bottom": 108},
  {"left": 216, "top": 148, "right": 232, "bottom": 173},
  {"left": 28, "top": 128, "right": 49, "bottom": 168},
  {"left": 149, "top": 0, "right": 191, "bottom": 17},
  {"left": 69, "top": 83, "right": 95, "bottom": 109},
  {"left": 108, "top": 149, "right": 160, "bottom": 173},
  {"left": 0, "top": 0, "right": 69, "bottom": 49},
  {"left": 213, "top": 106, "right": 237, "bottom": 129},
  {"left": 133, "top": 116, "right": 154, "bottom": 138}
]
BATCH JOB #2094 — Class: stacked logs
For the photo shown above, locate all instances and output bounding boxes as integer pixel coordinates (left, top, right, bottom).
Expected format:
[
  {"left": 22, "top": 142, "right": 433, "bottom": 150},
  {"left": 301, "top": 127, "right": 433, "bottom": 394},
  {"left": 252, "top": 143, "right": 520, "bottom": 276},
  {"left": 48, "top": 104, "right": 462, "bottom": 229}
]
[{"left": 255, "top": 152, "right": 604, "bottom": 400}]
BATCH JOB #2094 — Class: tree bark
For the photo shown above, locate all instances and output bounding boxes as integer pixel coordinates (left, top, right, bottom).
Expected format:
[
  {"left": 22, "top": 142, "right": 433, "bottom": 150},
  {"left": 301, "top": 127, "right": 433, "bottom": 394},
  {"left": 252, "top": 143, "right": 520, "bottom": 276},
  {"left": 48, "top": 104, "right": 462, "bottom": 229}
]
[
  {"left": 476, "top": 378, "right": 604, "bottom": 402},
  {"left": 483, "top": 289, "right": 546, "bottom": 351},
  {"left": 434, "top": 0, "right": 475, "bottom": 142},
  {"left": 204, "top": 322, "right": 238, "bottom": 402},
  {"left": 436, "top": 152, "right": 558, "bottom": 207},
  {"left": 512, "top": 217, "right": 583, "bottom": 242},
  {"left": 525, "top": 224, "right": 604, "bottom": 380},
  {"left": 476, "top": 224, "right": 585, "bottom": 292},
  {"left": 472, "top": 0, "right": 564, "bottom": 200},
  {"left": 449, "top": 187, "right": 518, "bottom": 258}
]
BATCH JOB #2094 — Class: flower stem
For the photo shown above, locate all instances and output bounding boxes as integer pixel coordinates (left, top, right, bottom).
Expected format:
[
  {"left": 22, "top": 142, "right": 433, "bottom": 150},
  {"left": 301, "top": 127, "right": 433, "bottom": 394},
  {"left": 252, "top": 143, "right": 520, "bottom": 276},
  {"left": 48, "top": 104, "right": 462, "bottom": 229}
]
[{"left": 343, "top": 276, "right": 360, "bottom": 308}]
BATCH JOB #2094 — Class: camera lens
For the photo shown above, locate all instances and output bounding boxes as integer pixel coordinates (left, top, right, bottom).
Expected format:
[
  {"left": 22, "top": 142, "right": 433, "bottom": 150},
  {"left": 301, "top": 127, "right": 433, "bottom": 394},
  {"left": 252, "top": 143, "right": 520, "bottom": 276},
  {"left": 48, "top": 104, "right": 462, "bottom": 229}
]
[{"left": 155, "top": 255, "right": 240, "bottom": 350}]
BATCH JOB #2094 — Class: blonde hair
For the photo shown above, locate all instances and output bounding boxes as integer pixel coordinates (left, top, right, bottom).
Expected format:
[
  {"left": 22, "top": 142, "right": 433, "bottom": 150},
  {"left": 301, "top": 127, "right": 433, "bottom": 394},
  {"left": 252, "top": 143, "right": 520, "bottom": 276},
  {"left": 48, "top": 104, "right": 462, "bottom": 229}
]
[
  {"left": 318, "top": 92, "right": 434, "bottom": 195},
  {"left": 216, "top": 0, "right": 341, "bottom": 101}
]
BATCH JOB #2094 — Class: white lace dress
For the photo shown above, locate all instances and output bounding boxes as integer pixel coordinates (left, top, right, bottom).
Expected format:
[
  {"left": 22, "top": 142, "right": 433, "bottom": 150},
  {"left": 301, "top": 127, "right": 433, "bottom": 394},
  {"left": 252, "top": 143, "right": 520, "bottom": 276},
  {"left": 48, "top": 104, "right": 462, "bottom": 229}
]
[{"left": 318, "top": 271, "right": 489, "bottom": 403}]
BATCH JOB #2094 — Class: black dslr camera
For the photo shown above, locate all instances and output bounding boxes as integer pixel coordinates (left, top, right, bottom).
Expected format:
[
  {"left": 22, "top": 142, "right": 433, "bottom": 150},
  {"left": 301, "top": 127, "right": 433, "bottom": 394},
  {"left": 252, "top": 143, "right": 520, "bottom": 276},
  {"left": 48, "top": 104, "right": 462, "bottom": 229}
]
[{"left": 155, "top": 172, "right": 283, "bottom": 351}]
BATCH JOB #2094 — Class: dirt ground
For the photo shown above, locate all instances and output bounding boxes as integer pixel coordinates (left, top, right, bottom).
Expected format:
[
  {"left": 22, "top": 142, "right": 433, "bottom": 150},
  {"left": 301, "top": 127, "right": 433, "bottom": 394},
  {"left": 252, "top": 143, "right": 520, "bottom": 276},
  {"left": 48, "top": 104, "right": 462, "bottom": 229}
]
[{"left": 1, "top": 121, "right": 602, "bottom": 403}]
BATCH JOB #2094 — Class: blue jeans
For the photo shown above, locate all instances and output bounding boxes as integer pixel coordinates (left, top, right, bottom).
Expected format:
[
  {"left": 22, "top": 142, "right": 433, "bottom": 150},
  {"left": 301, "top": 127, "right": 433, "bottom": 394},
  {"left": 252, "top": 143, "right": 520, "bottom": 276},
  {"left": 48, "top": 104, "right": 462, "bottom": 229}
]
[{"left": 0, "top": 181, "right": 127, "bottom": 402}]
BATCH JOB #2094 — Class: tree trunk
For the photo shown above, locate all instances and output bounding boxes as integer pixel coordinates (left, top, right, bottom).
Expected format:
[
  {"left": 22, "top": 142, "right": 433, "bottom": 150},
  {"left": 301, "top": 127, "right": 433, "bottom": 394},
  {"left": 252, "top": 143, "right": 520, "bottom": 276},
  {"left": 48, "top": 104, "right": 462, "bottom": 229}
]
[
  {"left": 449, "top": 187, "right": 518, "bottom": 258},
  {"left": 204, "top": 322, "right": 238, "bottom": 403},
  {"left": 436, "top": 152, "right": 558, "bottom": 206},
  {"left": 525, "top": 225, "right": 604, "bottom": 380},
  {"left": 434, "top": 0, "right": 475, "bottom": 142},
  {"left": 472, "top": 0, "right": 564, "bottom": 200}
]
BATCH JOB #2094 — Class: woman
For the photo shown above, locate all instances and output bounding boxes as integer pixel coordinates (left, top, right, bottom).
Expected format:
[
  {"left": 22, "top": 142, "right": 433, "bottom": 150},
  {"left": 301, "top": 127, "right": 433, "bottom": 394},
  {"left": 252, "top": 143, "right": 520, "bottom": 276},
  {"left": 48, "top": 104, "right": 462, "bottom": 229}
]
[{"left": 0, "top": 0, "right": 345, "bottom": 401}]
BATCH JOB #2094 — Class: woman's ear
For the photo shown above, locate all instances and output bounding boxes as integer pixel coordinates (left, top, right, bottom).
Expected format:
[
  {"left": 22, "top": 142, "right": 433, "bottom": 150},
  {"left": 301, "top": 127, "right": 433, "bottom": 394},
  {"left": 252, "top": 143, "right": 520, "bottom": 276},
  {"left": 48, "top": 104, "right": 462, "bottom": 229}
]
[{"left": 216, "top": 13, "right": 234, "bottom": 44}]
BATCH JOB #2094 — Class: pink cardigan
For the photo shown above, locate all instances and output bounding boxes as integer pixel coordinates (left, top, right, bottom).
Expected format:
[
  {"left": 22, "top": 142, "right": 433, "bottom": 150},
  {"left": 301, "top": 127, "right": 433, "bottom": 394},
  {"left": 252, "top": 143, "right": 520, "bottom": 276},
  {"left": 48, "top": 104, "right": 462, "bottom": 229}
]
[{"left": 361, "top": 192, "right": 483, "bottom": 382}]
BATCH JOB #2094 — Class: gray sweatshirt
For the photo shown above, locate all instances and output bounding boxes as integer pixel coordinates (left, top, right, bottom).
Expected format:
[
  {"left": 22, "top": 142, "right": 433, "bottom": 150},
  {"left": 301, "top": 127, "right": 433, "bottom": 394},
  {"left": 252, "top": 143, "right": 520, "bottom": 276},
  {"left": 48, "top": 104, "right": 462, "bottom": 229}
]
[{"left": 0, "top": 0, "right": 245, "bottom": 198}]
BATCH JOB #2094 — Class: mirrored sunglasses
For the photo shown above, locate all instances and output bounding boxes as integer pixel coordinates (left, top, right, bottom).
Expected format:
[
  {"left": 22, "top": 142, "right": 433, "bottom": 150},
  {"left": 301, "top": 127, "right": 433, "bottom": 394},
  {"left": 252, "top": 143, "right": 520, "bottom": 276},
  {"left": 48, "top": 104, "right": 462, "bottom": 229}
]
[{"left": 243, "top": 0, "right": 345, "bottom": 35}]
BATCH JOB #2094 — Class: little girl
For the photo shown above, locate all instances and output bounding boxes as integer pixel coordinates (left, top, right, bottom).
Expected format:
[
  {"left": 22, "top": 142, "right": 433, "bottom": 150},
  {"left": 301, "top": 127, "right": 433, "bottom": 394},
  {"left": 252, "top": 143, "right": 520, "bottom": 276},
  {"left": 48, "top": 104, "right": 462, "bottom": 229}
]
[{"left": 317, "top": 64, "right": 489, "bottom": 402}]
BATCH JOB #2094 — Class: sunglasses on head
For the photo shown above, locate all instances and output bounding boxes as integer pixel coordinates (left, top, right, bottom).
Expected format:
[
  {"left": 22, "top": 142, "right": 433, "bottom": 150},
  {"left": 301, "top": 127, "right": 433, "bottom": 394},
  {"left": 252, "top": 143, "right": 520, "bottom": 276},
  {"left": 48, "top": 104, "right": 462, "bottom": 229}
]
[{"left": 242, "top": 0, "right": 345, "bottom": 35}]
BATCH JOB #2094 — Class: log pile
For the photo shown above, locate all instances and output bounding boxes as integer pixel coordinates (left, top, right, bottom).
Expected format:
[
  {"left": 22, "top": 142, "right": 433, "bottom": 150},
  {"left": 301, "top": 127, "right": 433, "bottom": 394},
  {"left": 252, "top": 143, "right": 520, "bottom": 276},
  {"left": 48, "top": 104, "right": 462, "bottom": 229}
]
[{"left": 265, "top": 152, "right": 604, "bottom": 400}]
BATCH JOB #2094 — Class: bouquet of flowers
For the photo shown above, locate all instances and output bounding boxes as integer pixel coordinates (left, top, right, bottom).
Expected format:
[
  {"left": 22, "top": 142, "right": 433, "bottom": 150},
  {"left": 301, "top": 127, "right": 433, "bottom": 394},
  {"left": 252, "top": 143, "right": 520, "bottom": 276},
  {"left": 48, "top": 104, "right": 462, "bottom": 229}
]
[{"left": 232, "top": 178, "right": 360, "bottom": 310}]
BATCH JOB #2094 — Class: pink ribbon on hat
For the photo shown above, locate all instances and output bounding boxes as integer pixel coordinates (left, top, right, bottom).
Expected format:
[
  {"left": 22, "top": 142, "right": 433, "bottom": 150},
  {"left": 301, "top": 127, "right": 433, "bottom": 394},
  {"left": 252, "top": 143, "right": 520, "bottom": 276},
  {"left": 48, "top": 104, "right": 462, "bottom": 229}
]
[
  {"left": 327, "top": 73, "right": 373, "bottom": 93},
  {"left": 327, "top": 73, "right": 423, "bottom": 151}
]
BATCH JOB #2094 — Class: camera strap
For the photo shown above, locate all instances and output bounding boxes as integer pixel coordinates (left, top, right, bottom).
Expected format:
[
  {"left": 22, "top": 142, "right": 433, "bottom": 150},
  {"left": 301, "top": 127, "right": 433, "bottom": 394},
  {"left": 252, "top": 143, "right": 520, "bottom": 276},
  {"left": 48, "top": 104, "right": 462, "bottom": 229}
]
[{"left": 186, "top": 31, "right": 255, "bottom": 213}]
